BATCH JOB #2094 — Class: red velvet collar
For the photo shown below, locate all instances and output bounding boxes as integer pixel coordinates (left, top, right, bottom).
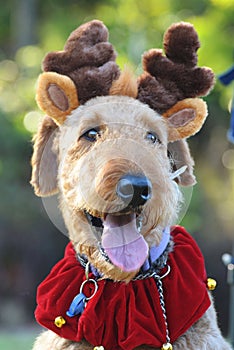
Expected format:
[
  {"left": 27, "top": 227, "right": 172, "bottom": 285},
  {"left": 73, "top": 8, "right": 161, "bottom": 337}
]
[{"left": 35, "top": 226, "right": 210, "bottom": 349}]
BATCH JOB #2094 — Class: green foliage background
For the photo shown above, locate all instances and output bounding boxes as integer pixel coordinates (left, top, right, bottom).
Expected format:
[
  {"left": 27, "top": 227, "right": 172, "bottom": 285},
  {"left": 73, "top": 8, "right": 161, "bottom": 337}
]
[{"left": 0, "top": 0, "right": 233, "bottom": 338}]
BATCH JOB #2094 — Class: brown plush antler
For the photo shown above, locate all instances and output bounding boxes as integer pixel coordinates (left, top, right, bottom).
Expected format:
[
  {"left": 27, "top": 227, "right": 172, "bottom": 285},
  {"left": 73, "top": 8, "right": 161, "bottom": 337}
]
[
  {"left": 36, "top": 20, "right": 121, "bottom": 124},
  {"left": 42, "top": 20, "right": 120, "bottom": 105},
  {"left": 137, "top": 22, "right": 215, "bottom": 186},
  {"left": 137, "top": 22, "right": 215, "bottom": 115}
]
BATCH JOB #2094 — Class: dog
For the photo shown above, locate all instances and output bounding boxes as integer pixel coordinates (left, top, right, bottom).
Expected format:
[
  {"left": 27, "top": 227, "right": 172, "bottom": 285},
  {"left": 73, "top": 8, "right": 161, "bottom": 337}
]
[{"left": 30, "top": 20, "right": 232, "bottom": 350}]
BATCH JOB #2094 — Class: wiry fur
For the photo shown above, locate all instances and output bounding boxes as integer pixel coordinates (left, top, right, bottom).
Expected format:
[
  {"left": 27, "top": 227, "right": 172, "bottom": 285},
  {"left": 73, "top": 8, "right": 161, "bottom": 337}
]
[
  {"left": 31, "top": 96, "right": 232, "bottom": 349},
  {"left": 58, "top": 96, "right": 178, "bottom": 281},
  {"left": 167, "top": 139, "right": 196, "bottom": 186},
  {"left": 30, "top": 116, "right": 58, "bottom": 196},
  {"left": 31, "top": 20, "right": 232, "bottom": 350}
]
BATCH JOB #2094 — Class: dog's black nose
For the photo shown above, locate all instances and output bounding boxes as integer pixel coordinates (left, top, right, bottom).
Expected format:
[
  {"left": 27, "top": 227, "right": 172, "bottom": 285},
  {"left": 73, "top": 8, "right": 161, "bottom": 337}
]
[{"left": 116, "top": 175, "right": 152, "bottom": 208}]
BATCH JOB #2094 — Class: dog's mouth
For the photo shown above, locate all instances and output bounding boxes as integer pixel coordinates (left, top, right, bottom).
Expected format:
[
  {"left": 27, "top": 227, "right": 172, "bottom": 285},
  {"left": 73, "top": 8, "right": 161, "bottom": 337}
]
[{"left": 85, "top": 210, "right": 148, "bottom": 272}]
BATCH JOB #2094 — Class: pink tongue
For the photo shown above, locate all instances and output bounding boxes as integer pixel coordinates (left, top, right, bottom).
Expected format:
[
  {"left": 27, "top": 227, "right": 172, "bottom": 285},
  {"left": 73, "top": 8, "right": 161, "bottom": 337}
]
[{"left": 101, "top": 213, "right": 148, "bottom": 272}]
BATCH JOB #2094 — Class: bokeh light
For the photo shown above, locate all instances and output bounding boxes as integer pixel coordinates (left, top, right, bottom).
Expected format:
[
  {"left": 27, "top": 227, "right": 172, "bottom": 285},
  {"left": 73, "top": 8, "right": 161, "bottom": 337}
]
[
  {"left": 15, "top": 45, "right": 44, "bottom": 68},
  {"left": 0, "top": 60, "right": 19, "bottom": 82},
  {"left": 24, "top": 110, "right": 43, "bottom": 133},
  {"left": 222, "top": 149, "right": 234, "bottom": 170}
]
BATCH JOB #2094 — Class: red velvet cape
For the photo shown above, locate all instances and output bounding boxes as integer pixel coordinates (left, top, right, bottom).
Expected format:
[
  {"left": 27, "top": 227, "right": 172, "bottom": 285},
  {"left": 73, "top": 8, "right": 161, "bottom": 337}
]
[{"left": 35, "top": 226, "right": 211, "bottom": 349}]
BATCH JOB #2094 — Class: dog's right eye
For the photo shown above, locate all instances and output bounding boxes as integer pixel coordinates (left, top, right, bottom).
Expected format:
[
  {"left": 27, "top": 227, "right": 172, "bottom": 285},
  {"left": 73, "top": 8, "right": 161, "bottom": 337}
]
[
  {"left": 81, "top": 128, "right": 100, "bottom": 142},
  {"left": 145, "top": 131, "right": 161, "bottom": 144}
]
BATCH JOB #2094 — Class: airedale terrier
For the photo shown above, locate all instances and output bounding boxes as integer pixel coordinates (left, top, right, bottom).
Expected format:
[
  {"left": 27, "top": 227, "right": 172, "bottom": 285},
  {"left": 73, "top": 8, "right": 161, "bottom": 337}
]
[{"left": 31, "top": 20, "right": 232, "bottom": 350}]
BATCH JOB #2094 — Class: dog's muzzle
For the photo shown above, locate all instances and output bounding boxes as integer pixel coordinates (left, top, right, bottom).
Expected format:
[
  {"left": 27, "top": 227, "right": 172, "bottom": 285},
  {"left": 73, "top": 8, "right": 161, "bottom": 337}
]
[{"left": 116, "top": 174, "right": 152, "bottom": 210}]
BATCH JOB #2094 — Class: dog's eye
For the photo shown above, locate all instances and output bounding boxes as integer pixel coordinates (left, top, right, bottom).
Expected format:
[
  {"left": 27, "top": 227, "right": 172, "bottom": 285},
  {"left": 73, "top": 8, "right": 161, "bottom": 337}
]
[
  {"left": 145, "top": 132, "right": 161, "bottom": 144},
  {"left": 81, "top": 128, "right": 100, "bottom": 142}
]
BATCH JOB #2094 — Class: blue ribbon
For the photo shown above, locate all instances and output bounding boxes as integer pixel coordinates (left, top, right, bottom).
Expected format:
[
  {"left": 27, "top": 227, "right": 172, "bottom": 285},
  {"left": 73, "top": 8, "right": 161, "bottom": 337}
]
[{"left": 218, "top": 65, "right": 234, "bottom": 143}]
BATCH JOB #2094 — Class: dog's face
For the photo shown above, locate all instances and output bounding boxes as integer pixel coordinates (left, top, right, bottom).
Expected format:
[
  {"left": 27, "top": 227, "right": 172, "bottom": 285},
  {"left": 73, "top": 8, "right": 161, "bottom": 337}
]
[
  {"left": 31, "top": 21, "right": 214, "bottom": 281},
  {"left": 42, "top": 96, "right": 179, "bottom": 280}
]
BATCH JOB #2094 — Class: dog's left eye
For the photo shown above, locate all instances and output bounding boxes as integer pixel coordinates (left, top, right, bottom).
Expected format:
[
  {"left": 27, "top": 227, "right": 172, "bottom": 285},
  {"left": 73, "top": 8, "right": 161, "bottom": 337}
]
[
  {"left": 145, "top": 132, "right": 161, "bottom": 144},
  {"left": 81, "top": 128, "right": 100, "bottom": 142}
]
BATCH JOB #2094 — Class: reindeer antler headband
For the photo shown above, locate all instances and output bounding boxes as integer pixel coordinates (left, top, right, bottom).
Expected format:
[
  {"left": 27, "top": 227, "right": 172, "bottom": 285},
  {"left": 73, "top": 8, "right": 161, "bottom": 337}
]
[
  {"left": 36, "top": 19, "right": 214, "bottom": 138},
  {"left": 138, "top": 22, "right": 215, "bottom": 140}
]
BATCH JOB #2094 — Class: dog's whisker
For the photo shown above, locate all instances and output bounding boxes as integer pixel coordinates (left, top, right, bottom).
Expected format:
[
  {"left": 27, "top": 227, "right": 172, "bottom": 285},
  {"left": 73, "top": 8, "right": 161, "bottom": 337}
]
[{"left": 170, "top": 165, "right": 187, "bottom": 180}]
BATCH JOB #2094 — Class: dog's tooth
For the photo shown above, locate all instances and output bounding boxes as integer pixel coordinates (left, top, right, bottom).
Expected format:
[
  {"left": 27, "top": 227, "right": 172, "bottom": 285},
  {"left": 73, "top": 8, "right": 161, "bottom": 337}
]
[{"left": 137, "top": 215, "right": 143, "bottom": 233}]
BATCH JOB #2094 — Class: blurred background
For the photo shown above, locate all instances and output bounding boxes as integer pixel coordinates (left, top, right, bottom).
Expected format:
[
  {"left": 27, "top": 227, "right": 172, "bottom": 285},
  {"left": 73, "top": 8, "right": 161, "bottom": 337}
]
[{"left": 0, "top": 0, "right": 234, "bottom": 348}]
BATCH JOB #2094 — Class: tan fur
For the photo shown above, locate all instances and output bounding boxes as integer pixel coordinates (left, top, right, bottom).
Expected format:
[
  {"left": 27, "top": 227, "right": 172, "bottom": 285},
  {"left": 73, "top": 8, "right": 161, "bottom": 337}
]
[
  {"left": 31, "top": 95, "right": 232, "bottom": 349},
  {"left": 168, "top": 139, "right": 196, "bottom": 186},
  {"left": 57, "top": 96, "right": 177, "bottom": 281},
  {"left": 31, "top": 20, "right": 231, "bottom": 350},
  {"left": 30, "top": 116, "right": 59, "bottom": 196},
  {"left": 109, "top": 68, "right": 138, "bottom": 98}
]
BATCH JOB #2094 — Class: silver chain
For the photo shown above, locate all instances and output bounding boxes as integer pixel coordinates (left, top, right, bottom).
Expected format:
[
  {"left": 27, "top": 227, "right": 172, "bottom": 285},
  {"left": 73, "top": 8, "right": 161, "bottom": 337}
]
[
  {"left": 133, "top": 264, "right": 170, "bottom": 281},
  {"left": 155, "top": 275, "right": 171, "bottom": 344}
]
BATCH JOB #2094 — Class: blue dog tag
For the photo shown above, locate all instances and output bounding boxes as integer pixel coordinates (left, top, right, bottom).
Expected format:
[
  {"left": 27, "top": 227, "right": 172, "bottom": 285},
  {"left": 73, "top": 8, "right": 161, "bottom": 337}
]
[{"left": 66, "top": 292, "right": 86, "bottom": 317}]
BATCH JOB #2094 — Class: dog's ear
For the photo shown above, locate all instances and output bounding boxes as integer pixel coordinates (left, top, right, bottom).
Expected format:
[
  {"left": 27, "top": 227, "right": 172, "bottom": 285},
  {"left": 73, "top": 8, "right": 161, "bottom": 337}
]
[
  {"left": 168, "top": 139, "right": 196, "bottom": 186},
  {"left": 162, "top": 98, "right": 207, "bottom": 142},
  {"left": 36, "top": 72, "right": 79, "bottom": 126},
  {"left": 32, "top": 20, "right": 122, "bottom": 194},
  {"left": 31, "top": 116, "right": 59, "bottom": 197}
]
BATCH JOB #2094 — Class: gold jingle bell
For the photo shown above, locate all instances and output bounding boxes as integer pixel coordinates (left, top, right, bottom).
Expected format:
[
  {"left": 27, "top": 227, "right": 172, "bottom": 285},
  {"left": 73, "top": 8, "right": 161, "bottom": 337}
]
[
  {"left": 93, "top": 347, "right": 105, "bottom": 350},
  {"left": 207, "top": 278, "right": 217, "bottom": 291},
  {"left": 54, "top": 316, "right": 66, "bottom": 328},
  {"left": 161, "top": 343, "right": 173, "bottom": 350}
]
